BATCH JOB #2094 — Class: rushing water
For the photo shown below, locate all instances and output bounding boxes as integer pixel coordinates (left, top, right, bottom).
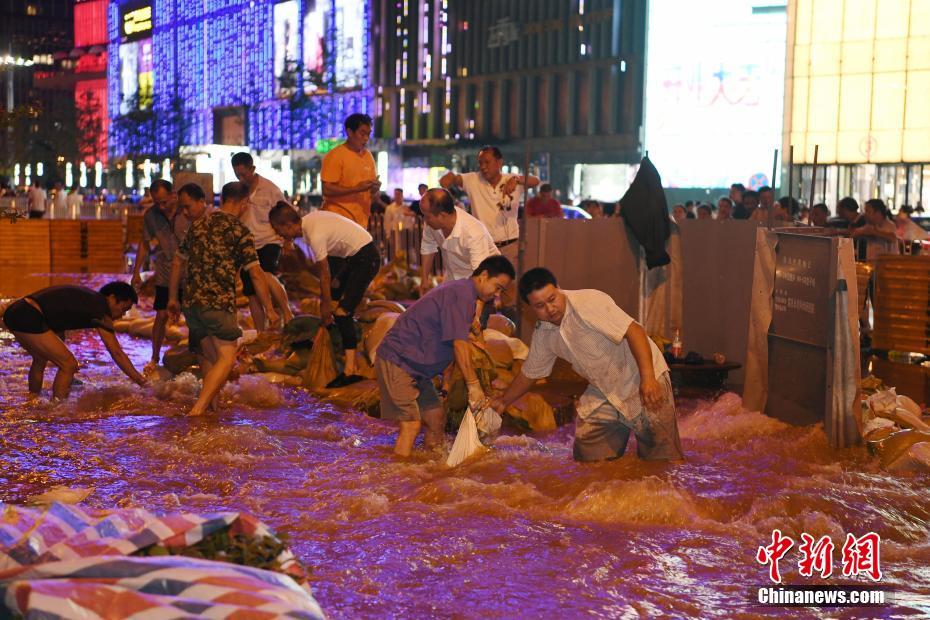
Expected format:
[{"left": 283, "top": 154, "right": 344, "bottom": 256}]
[{"left": 1, "top": 295, "right": 929, "bottom": 618}]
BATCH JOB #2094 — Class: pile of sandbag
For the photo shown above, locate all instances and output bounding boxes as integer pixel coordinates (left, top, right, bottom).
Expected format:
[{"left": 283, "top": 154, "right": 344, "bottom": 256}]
[
  {"left": 861, "top": 383, "right": 930, "bottom": 472},
  {"left": 122, "top": 263, "right": 562, "bottom": 435},
  {"left": 0, "top": 502, "right": 324, "bottom": 619}
]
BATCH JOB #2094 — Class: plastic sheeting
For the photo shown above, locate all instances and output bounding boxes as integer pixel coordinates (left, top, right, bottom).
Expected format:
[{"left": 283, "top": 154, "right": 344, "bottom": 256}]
[
  {"left": 830, "top": 240, "right": 863, "bottom": 447},
  {"left": 0, "top": 502, "right": 324, "bottom": 619},
  {"left": 447, "top": 409, "right": 485, "bottom": 467},
  {"left": 742, "top": 228, "right": 777, "bottom": 413}
]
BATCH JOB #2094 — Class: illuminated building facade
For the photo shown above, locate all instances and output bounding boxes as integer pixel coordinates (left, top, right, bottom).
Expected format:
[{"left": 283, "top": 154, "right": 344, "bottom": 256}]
[
  {"left": 786, "top": 0, "right": 930, "bottom": 210},
  {"left": 371, "top": 0, "right": 648, "bottom": 199},
  {"left": 0, "top": 1, "right": 73, "bottom": 187},
  {"left": 106, "top": 0, "right": 374, "bottom": 192}
]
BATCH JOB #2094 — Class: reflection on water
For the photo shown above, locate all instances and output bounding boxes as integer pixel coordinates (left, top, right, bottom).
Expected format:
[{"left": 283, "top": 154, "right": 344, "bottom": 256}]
[{"left": 2, "top": 296, "right": 929, "bottom": 617}]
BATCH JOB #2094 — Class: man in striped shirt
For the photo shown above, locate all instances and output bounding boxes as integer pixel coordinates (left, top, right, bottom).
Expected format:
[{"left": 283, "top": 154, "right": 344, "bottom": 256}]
[{"left": 490, "top": 267, "right": 683, "bottom": 462}]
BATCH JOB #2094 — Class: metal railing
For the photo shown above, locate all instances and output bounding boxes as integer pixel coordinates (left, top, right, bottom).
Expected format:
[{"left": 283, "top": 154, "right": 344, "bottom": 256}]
[
  {"left": 0, "top": 197, "right": 141, "bottom": 221},
  {"left": 366, "top": 211, "right": 443, "bottom": 274}
]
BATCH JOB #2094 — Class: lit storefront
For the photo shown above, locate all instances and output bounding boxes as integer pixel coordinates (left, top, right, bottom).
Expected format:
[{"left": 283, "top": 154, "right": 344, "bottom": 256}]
[
  {"left": 106, "top": 0, "right": 374, "bottom": 193},
  {"left": 786, "top": 0, "right": 930, "bottom": 210}
]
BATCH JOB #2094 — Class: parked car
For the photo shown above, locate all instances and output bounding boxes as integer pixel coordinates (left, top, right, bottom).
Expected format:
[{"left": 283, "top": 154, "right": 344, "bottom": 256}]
[{"left": 562, "top": 204, "right": 592, "bottom": 219}]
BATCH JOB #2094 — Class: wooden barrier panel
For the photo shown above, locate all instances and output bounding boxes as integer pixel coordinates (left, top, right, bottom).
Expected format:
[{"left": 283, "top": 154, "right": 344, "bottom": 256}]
[
  {"left": 679, "top": 220, "right": 762, "bottom": 387},
  {"left": 88, "top": 220, "right": 126, "bottom": 272},
  {"left": 521, "top": 218, "right": 641, "bottom": 341},
  {"left": 872, "top": 255, "right": 930, "bottom": 355},
  {"left": 126, "top": 214, "right": 144, "bottom": 248},
  {"left": 49, "top": 221, "right": 84, "bottom": 272},
  {"left": 0, "top": 221, "right": 52, "bottom": 297},
  {"left": 50, "top": 221, "right": 125, "bottom": 274}
]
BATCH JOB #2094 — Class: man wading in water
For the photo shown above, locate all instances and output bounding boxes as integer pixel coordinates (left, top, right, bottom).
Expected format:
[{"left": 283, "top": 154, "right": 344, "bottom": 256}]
[
  {"left": 491, "top": 268, "right": 683, "bottom": 461},
  {"left": 168, "top": 181, "right": 278, "bottom": 416},
  {"left": 376, "top": 256, "right": 515, "bottom": 456},
  {"left": 2, "top": 282, "right": 147, "bottom": 399}
]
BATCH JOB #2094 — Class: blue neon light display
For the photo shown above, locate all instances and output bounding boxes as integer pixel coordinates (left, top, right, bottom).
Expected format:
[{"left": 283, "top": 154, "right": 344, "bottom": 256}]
[{"left": 108, "top": 0, "right": 373, "bottom": 159}]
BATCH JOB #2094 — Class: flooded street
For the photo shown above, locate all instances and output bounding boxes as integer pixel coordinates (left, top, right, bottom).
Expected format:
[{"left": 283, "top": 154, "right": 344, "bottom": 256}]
[{"left": 1, "top": 301, "right": 929, "bottom": 618}]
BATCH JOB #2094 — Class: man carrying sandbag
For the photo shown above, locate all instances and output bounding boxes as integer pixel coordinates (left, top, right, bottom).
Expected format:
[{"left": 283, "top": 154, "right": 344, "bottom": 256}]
[
  {"left": 490, "top": 268, "right": 683, "bottom": 462},
  {"left": 376, "top": 255, "right": 515, "bottom": 457},
  {"left": 269, "top": 202, "right": 381, "bottom": 386}
]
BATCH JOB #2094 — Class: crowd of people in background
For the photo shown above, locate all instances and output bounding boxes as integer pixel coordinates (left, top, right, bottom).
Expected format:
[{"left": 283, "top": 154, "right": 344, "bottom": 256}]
[{"left": 666, "top": 181, "right": 927, "bottom": 264}]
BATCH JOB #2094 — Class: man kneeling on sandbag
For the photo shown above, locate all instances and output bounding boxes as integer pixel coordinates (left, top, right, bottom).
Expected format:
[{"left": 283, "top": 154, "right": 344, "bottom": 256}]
[
  {"left": 269, "top": 202, "right": 380, "bottom": 387},
  {"left": 490, "top": 267, "right": 683, "bottom": 462}
]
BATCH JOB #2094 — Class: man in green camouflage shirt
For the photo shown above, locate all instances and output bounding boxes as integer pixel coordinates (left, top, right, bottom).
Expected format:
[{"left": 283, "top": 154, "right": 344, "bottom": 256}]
[{"left": 168, "top": 181, "right": 278, "bottom": 416}]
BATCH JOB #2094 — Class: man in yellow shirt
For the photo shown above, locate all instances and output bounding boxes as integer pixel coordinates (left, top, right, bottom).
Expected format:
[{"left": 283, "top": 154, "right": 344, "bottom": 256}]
[{"left": 321, "top": 113, "right": 380, "bottom": 228}]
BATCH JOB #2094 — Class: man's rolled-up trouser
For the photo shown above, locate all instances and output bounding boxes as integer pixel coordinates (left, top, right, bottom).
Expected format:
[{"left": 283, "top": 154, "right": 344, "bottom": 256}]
[{"left": 573, "top": 374, "right": 684, "bottom": 462}]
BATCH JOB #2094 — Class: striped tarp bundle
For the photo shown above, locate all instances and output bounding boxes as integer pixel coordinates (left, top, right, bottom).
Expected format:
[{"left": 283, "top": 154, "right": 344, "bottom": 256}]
[{"left": 0, "top": 503, "right": 324, "bottom": 619}]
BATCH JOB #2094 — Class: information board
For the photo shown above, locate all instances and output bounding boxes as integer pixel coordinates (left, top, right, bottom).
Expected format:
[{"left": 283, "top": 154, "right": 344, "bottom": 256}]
[{"left": 770, "top": 234, "right": 834, "bottom": 347}]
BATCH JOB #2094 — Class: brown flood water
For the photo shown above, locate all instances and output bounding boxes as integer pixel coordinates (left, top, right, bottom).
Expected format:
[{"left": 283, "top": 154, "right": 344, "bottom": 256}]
[{"left": 1, "top": 279, "right": 929, "bottom": 618}]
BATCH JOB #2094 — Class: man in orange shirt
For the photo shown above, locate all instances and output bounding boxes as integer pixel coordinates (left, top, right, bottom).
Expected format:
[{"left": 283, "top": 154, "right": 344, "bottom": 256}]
[{"left": 321, "top": 113, "right": 380, "bottom": 228}]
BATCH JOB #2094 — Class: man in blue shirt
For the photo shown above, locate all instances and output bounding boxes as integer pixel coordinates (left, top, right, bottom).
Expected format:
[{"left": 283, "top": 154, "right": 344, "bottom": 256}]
[{"left": 376, "top": 255, "right": 515, "bottom": 456}]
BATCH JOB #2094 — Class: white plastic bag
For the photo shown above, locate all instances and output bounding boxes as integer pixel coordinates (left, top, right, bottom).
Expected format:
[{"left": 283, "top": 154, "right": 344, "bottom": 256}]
[
  {"left": 474, "top": 405, "right": 502, "bottom": 444},
  {"left": 446, "top": 408, "right": 486, "bottom": 467}
]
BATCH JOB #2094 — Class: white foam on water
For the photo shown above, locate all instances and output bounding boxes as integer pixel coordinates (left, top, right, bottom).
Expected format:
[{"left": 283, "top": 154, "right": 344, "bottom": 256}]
[
  {"left": 223, "top": 374, "right": 284, "bottom": 408},
  {"left": 562, "top": 476, "right": 712, "bottom": 527},
  {"left": 152, "top": 372, "right": 201, "bottom": 401},
  {"left": 678, "top": 392, "right": 789, "bottom": 442},
  {"left": 409, "top": 475, "right": 552, "bottom": 514}
]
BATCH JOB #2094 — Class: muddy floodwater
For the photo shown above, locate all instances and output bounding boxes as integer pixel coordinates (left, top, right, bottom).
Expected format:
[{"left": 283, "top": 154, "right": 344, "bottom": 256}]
[{"left": 2, "top": 298, "right": 929, "bottom": 617}]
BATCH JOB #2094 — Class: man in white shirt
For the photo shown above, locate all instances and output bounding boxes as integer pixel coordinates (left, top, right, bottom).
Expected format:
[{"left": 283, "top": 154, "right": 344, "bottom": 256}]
[
  {"left": 27, "top": 180, "right": 47, "bottom": 219},
  {"left": 419, "top": 187, "right": 499, "bottom": 293},
  {"left": 440, "top": 146, "right": 539, "bottom": 310},
  {"left": 231, "top": 151, "right": 293, "bottom": 330},
  {"left": 66, "top": 185, "right": 83, "bottom": 211},
  {"left": 383, "top": 188, "right": 415, "bottom": 257},
  {"left": 269, "top": 203, "right": 381, "bottom": 385},
  {"left": 491, "top": 267, "right": 683, "bottom": 462},
  {"left": 52, "top": 182, "right": 68, "bottom": 212}
]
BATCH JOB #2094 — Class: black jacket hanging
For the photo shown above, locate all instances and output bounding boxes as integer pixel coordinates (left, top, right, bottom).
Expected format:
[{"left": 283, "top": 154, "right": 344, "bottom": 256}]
[{"left": 619, "top": 156, "right": 671, "bottom": 268}]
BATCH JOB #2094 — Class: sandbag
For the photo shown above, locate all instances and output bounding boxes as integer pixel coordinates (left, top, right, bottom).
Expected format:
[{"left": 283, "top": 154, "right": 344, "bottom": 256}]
[
  {"left": 474, "top": 406, "right": 502, "bottom": 444},
  {"left": 237, "top": 328, "right": 258, "bottom": 347},
  {"left": 483, "top": 328, "right": 530, "bottom": 360},
  {"left": 254, "top": 349, "right": 311, "bottom": 375},
  {"left": 165, "top": 325, "right": 187, "bottom": 342},
  {"left": 163, "top": 347, "right": 199, "bottom": 375},
  {"left": 364, "top": 312, "right": 400, "bottom": 364},
  {"left": 486, "top": 314, "right": 515, "bottom": 337},
  {"left": 254, "top": 372, "right": 303, "bottom": 386},
  {"left": 282, "top": 314, "right": 323, "bottom": 350},
  {"left": 301, "top": 328, "right": 338, "bottom": 390},
  {"left": 886, "top": 441, "right": 930, "bottom": 473},
  {"left": 366, "top": 299, "right": 406, "bottom": 313},
  {"left": 299, "top": 297, "right": 322, "bottom": 316},
  {"left": 447, "top": 408, "right": 486, "bottom": 467},
  {"left": 129, "top": 318, "right": 154, "bottom": 339},
  {"left": 507, "top": 393, "right": 557, "bottom": 432},
  {"left": 482, "top": 337, "right": 514, "bottom": 368},
  {"left": 874, "top": 429, "right": 930, "bottom": 468}
]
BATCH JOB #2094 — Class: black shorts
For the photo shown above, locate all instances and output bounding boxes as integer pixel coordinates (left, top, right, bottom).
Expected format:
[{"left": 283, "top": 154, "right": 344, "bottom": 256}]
[
  {"left": 2, "top": 299, "right": 49, "bottom": 334},
  {"left": 241, "top": 244, "right": 282, "bottom": 297},
  {"left": 328, "top": 242, "right": 382, "bottom": 314},
  {"left": 153, "top": 286, "right": 182, "bottom": 311}
]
